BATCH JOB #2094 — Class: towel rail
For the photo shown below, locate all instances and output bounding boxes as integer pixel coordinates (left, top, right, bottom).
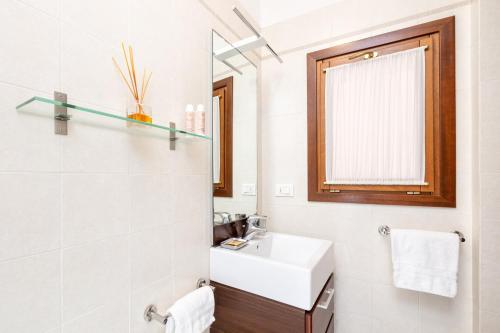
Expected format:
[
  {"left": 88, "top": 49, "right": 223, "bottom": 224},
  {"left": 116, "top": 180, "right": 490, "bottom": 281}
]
[
  {"left": 378, "top": 225, "right": 466, "bottom": 243},
  {"left": 144, "top": 278, "right": 215, "bottom": 326}
]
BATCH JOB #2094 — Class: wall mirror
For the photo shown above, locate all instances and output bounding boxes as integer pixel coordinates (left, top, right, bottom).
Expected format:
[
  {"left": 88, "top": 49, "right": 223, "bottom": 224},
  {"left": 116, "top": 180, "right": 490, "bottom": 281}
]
[{"left": 211, "top": 30, "right": 258, "bottom": 238}]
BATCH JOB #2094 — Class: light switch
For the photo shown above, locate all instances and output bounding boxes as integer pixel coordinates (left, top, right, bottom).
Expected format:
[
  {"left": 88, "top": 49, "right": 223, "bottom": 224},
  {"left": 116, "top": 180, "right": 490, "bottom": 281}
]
[
  {"left": 242, "top": 184, "right": 256, "bottom": 196},
  {"left": 275, "top": 184, "right": 294, "bottom": 197}
]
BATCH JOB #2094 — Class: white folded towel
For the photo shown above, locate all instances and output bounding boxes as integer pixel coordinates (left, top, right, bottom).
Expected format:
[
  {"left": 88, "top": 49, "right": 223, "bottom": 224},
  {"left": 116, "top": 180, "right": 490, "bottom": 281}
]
[
  {"left": 165, "top": 286, "right": 215, "bottom": 333},
  {"left": 391, "top": 229, "right": 460, "bottom": 298}
]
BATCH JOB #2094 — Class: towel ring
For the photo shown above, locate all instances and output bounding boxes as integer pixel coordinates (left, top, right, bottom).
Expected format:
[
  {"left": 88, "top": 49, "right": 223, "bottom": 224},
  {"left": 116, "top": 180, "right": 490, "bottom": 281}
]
[
  {"left": 378, "top": 225, "right": 465, "bottom": 243},
  {"left": 144, "top": 278, "right": 215, "bottom": 326}
]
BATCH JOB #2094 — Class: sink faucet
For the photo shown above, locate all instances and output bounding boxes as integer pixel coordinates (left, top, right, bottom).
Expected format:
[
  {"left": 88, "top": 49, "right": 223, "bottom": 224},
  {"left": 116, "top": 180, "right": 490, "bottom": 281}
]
[
  {"left": 244, "top": 215, "right": 267, "bottom": 240},
  {"left": 214, "top": 212, "right": 231, "bottom": 224}
]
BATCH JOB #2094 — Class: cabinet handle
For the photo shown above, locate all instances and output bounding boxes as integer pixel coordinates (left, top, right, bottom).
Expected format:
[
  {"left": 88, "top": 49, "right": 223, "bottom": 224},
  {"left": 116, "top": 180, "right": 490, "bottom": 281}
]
[{"left": 317, "top": 288, "right": 334, "bottom": 310}]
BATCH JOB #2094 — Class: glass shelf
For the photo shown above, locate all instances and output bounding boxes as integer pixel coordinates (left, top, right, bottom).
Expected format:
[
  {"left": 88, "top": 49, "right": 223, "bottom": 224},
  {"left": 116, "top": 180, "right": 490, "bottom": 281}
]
[{"left": 16, "top": 96, "right": 211, "bottom": 140}]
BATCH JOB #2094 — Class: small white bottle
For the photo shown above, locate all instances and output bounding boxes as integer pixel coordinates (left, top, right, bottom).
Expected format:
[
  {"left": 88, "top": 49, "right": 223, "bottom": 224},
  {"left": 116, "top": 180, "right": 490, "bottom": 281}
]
[
  {"left": 185, "top": 104, "right": 194, "bottom": 132},
  {"left": 195, "top": 104, "right": 205, "bottom": 135}
]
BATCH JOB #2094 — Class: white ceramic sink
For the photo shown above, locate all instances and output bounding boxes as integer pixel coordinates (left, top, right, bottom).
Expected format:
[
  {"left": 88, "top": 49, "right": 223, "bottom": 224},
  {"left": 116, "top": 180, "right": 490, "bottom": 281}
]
[{"left": 210, "top": 232, "right": 334, "bottom": 310}]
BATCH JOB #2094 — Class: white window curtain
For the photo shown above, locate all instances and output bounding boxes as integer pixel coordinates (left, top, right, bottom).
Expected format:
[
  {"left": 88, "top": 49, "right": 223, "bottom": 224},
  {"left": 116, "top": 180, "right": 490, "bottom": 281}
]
[
  {"left": 212, "top": 95, "right": 221, "bottom": 183},
  {"left": 325, "top": 46, "right": 426, "bottom": 185}
]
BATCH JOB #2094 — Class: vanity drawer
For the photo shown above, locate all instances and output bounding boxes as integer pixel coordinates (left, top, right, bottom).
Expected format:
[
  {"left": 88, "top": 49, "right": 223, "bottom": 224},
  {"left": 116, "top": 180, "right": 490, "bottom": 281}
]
[
  {"left": 211, "top": 282, "right": 305, "bottom": 333},
  {"left": 210, "top": 274, "right": 334, "bottom": 333},
  {"left": 306, "top": 275, "right": 334, "bottom": 333}
]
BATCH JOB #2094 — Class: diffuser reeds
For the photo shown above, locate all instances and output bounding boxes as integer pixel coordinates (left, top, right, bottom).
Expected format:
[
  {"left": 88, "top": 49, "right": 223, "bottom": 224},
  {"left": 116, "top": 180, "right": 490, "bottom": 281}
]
[{"left": 113, "top": 43, "right": 152, "bottom": 123}]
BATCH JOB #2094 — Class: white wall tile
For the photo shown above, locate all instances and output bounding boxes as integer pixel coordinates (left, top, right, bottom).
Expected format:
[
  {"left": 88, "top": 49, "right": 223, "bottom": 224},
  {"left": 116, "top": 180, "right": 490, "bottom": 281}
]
[
  {"left": 0, "top": 84, "right": 61, "bottom": 173},
  {"left": 481, "top": 219, "right": 500, "bottom": 269},
  {"left": 0, "top": 251, "right": 61, "bottom": 333},
  {"left": 334, "top": 313, "right": 372, "bottom": 333},
  {"left": 479, "top": 0, "right": 500, "bottom": 43},
  {"left": 17, "top": 0, "right": 59, "bottom": 17},
  {"left": 479, "top": 0, "right": 500, "bottom": 329},
  {"left": 131, "top": 226, "right": 173, "bottom": 291},
  {"left": 130, "top": 174, "right": 172, "bottom": 232},
  {"left": 0, "top": 173, "right": 60, "bottom": 261},
  {"left": 0, "top": 0, "right": 238, "bottom": 331},
  {"left": 481, "top": 311, "right": 500, "bottom": 333},
  {"left": 127, "top": 134, "right": 171, "bottom": 174},
  {"left": 61, "top": 23, "right": 128, "bottom": 112},
  {"left": 172, "top": 219, "right": 208, "bottom": 275},
  {"left": 61, "top": 113, "right": 130, "bottom": 173},
  {"left": 62, "top": 174, "right": 130, "bottom": 247},
  {"left": 479, "top": 40, "right": 500, "bottom": 83},
  {"left": 480, "top": 80, "right": 500, "bottom": 173},
  {"left": 172, "top": 174, "right": 208, "bottom": 223},
  {"left": 480, "top": 261, "right": 500, "bottom": 315},
  {"left": 172, "top": 210, "right": 210, "bottom": 300},
  {"left": 129, "top": 0, "right": 175, "bottom": 124},
  {"left": 61, "top": 0, "right": 129, "bottom": 46},
  {"left": 480, "top": 174, "right": 500, "bottom": 221},
  {"left": 63, "top": 236, "right": 130, "bottom": 322},
  {"left": 62, "top": 296, "right": 129, "bottom": 333},
  {"left": 130, "top": 277, "right": 174, "bottom": 333},
  {"left": 333, "top": 277, "right": 372, "bottom": 316},
  {"left": 420, "top": 292, "right": 473, "bottom": 333},
  {"left": 372, "top": 284, "right": 419, "bottom": 330},
  {"left": 170, "top": 140, "right": 211, "bottom": 176},
  {"left": 0, "top": 0, "right": 59, "bottom": 92}
]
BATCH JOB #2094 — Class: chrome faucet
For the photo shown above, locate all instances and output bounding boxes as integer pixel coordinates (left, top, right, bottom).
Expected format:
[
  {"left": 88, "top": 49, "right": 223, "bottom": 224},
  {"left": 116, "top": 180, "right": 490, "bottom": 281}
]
[
  {"left": 244, "top": 214, "right": 267, "bottom": 240},
  {"left": 214, "top": 212, "right": 231, "bottom": 224}
]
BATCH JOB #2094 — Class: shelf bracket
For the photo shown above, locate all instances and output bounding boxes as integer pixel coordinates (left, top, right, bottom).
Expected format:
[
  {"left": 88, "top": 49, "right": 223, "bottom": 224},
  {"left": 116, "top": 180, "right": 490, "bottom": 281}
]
[
  {"left": 54, "top": 91, "right": 69, "bottom": 135},
  {"left": 169, "top": 121, "right": 177, "bottom": 151}
]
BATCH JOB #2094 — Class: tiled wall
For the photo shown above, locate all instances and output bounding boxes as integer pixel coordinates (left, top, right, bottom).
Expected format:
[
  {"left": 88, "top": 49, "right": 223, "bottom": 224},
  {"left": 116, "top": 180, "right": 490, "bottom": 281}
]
[
  {"left": 0, "top": 0, "right": 246, "bottom": 332},
  {"left": 260, "top": 1, "right": 474, "bottom": 332},
  {"left": 478, "top": 0, "right": 500, "bottom": 331}
]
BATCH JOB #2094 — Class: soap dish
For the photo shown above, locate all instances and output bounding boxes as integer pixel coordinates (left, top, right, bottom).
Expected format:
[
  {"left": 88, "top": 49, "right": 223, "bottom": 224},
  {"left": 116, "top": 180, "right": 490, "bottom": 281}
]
[{"left": 220, "top": 238, "right": 248, "bottom": 250}]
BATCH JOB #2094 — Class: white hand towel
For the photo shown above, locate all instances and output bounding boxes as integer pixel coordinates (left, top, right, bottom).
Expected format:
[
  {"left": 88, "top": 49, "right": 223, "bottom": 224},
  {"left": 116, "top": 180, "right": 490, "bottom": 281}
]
[
  {"left": 165, "top": 286, "right": 215, "bottom": 333},
  {"left": 391, "top": 229, "right": 459, "bottom": 298}
]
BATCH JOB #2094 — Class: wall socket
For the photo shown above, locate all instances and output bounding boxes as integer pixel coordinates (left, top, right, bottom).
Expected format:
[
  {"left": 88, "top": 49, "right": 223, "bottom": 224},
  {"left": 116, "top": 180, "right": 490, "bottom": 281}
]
[
  {"left": 275, "top": 184, "right": 294, "bottom": 197},
  {"left": 242, "top": 184, "right": 256, "bottom": 196}
]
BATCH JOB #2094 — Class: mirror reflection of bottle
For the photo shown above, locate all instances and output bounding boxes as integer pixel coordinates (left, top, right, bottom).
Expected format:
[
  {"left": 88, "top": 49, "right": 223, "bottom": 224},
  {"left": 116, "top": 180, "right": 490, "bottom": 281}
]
[
  {"left": 185, "top": 104, "right": 195, "bottom": 132},
  {"left": 195, "top": 104, "right": 205, "bottom": 135}
]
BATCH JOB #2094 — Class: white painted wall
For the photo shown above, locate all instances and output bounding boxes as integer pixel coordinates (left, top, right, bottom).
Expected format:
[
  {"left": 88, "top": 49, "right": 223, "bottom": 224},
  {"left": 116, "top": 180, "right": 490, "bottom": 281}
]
[
  {"left": 0, "top": 0, "right": 246, "bottom": 332},
  {"left": 240, "top": 0, "right": 344, "bottom": 28},
  {"left": 260, "top": 0, "right": 475, "bottom": 332}
]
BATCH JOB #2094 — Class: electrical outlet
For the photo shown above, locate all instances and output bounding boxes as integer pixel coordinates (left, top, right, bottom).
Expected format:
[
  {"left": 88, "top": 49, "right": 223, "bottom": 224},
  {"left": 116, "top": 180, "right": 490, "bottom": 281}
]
[
  {"left": 275, "top": 184, "right": 294, "bottom": 197},
  {"left": 242, "top": 184, "right": 256, "bottom": 196}
]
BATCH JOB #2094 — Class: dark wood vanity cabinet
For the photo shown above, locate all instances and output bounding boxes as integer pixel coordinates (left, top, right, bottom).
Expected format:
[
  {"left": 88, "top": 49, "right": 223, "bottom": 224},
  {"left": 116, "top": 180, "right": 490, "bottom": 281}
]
[{"left": 210, "top": 274, "right": 334, "bottom": 333}]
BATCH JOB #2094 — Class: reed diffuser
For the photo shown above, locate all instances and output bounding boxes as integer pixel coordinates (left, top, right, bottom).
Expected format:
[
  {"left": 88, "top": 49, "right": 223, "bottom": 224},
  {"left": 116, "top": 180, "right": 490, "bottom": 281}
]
[{"left": 112, "top": 43, "right": 153, "bottom": 124}]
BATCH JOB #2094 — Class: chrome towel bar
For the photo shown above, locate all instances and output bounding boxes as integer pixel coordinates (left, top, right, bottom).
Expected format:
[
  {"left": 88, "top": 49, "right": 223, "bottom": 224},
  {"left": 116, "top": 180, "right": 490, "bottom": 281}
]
[
  {"left": 144, "top": 278, "right": 215, "bottom": 326},
  {"left": 378, "top": 225, "right": 466, "bottom": 243}
]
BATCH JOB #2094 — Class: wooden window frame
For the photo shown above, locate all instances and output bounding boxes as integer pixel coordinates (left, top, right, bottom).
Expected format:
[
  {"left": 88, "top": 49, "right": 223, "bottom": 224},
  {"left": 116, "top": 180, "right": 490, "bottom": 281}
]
[
  {"left": 213, "top": 76, "right": 233, "bottom": 197},
  {"left": 307, "top": 17, "right": 456, "bottom": 207}
]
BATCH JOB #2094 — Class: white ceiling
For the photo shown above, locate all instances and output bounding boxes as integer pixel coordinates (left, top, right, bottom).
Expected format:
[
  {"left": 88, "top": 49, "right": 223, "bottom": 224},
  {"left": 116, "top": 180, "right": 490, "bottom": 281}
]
[{"left": 238, "top": 0, "right": 343, "bottom": 28}]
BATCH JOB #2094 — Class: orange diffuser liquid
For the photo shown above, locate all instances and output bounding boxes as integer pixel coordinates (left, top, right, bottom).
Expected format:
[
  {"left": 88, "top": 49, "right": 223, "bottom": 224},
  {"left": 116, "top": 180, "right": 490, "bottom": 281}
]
[
  {"left": 127, "top": 103, "right": 152, "bottom": 125},
  {"left": 127, "top": 112, "right": 152, "bottom": 123}
]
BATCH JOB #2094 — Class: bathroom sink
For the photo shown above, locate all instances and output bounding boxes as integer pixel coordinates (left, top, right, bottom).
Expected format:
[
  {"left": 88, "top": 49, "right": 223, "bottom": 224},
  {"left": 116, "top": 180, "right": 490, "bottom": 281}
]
[{"left": 210, "top": 232, "right": 334, "bottom": 310}]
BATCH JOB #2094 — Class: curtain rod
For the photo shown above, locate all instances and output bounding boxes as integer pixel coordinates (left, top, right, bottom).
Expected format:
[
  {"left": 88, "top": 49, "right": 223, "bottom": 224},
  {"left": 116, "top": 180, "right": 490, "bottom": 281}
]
[{"left": 322, "top": 45, "right": 429, "bottom": 72}]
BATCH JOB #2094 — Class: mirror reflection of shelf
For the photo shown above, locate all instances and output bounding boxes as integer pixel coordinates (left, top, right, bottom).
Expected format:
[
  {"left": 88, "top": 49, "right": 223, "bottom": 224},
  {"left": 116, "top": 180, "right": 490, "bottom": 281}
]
[{"left": 16, "top": 92, "right": 210, "bottom": 150}]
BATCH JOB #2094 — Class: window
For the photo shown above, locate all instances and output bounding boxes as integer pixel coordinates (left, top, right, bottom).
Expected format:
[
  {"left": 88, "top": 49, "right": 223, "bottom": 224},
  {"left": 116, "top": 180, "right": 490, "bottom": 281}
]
[
  {"left": 307, "top": 17, "right": 456, "bottom": 207},
  {"left": 213, "top": 76, "right": 233, "bottom": 197}
]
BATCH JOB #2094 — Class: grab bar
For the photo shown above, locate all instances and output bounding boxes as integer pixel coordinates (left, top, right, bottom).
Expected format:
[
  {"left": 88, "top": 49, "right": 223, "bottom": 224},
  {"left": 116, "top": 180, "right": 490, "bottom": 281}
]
[
  {"left": 378, "top": 225, "right": 465, "bottom": 243},
  {"left": 144, "top": 278, "right": 215, "bottom": 326}
]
